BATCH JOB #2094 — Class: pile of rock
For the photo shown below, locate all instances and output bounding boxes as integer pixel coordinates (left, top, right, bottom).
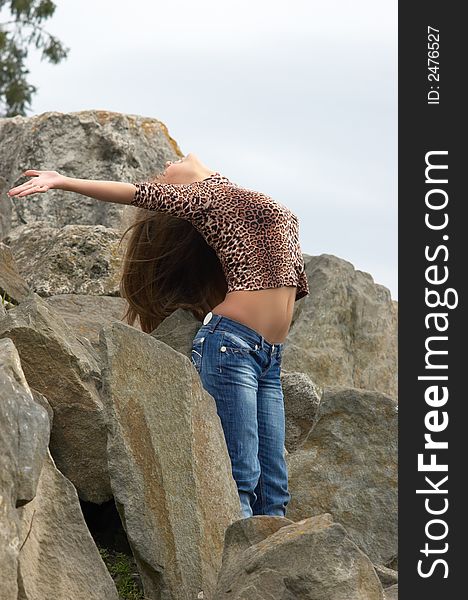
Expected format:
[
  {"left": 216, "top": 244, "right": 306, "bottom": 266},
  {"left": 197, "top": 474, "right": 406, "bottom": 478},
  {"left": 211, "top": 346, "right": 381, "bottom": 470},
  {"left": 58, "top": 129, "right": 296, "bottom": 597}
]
[{"left": 1, "top": 110, "right": 398, "bottom": 600}]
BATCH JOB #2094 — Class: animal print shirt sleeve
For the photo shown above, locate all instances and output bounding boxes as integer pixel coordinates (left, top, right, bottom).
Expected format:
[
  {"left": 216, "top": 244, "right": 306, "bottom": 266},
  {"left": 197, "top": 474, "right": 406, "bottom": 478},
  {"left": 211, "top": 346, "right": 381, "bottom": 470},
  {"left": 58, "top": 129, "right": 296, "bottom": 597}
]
[{"left": 130, "top": 180, "right": 214, "bottom": 223}]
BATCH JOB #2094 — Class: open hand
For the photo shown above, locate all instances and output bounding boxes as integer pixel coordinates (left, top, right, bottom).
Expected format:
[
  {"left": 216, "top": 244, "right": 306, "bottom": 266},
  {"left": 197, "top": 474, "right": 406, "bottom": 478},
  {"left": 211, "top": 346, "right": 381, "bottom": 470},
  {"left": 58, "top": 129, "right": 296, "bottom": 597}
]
[{"left": 7, "top": 170, "right": 63, "bottom": 197}]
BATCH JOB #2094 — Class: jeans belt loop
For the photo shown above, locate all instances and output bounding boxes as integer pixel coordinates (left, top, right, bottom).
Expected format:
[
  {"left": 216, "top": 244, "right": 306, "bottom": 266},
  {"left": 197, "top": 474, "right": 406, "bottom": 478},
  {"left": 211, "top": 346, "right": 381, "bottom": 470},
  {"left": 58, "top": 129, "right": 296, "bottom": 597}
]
[
  {"left": 203, "top": 311, "right": 213, "bottom": 326},
  {"left": 205, "top": 312, "right": 223, "bottom": 334}
]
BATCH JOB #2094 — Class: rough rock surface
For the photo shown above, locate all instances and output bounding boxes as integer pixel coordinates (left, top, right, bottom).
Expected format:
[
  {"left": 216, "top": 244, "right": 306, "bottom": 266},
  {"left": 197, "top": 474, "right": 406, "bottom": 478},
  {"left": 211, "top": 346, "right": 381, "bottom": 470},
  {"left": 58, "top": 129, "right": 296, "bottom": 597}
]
[
  {"left": 0, "top": 337, "right": 50, "bottom": 600},
  {"left": 0, "top": 241, "right": 31, "bottom": 303},
  {"left": 284, "top": 254, "right": 397, "bottom": 399},
  {"left": 46, "top": 293, "right": 134, "bottom": 347},
  {"left": 151, "top": 307, "right": 204, "bottom": 356},
  {"left": 17, "top": 450, "right": 119, "bottom": 600},
  {"left": 3, "top": 221, "right": 125, "bottom": 297},
  {"left": 0, "top": 174, "right": 10, "bottom": 238},
  {"left": 1, "top": 109, "right": 399, "bottom": 597},
  {"left": 384, "top": 584, "right": 398, "bottom": 599},
  {"left": 286, "top": 386, "right": 398, "bottom": 565},
  {"left": 0, "top": 293, "right": 112, "bottom": 503},
  {"left": 0, "top": 109, "right": 183, "bottom": 235},
  {"left": 373, "top": 563, "right": 398, "bottom": 587},
  {"left": 280, "top": 371, "right": 322, "bottom": 452},
  {"left": 30, "top": 388, "right": 54, "bottom": 427},
  {"left": 214, "top": 513, "right": 385, "bottom": 600},
  {"left": 217, "top": 515, "right": 295, "bottom": 569},
  {"left": 99, "top": 321, "right": 243, "bottom": 600},
  {"left": 0, "top": 338, "right": 51, "bottom": 506}
]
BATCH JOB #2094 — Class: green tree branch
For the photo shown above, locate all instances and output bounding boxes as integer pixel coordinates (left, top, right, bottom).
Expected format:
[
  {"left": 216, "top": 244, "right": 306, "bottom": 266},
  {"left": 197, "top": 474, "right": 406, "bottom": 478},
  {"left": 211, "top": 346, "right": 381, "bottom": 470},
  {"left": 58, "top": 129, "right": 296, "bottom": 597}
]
[{"left": 0, "top": 0, "right": 69, "bottom": 117}]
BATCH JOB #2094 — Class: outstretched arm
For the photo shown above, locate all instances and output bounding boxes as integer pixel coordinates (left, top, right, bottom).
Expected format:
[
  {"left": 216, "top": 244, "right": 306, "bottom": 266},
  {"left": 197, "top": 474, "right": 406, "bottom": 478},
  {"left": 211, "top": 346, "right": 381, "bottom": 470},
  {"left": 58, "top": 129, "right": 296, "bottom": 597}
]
[
  {"left": 7, "top": 170, "right": 136, "bottom": 205},
  {"left": 7, "top": 170, "right": 214, "bottom": 224},
  {"left": 62, "top": 177, "right": 136, "bottom": 204}
]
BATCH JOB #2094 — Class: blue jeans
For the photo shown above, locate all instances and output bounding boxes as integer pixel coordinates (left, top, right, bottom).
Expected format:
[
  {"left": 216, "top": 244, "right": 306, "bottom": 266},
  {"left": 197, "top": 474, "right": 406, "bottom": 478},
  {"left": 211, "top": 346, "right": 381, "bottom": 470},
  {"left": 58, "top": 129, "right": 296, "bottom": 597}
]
[{"left": 190, "top": 312, "right": 291, "bottom": 518}]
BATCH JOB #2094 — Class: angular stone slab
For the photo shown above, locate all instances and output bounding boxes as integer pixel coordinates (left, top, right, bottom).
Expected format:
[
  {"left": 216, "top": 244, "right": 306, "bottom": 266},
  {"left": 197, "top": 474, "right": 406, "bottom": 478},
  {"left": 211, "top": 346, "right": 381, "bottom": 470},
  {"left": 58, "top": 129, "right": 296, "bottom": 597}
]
[
  {"left": 0, "top": 337, "right": 50, "bottom": 600},
  {"left": 99, "top": 321, "right": 243, "bottom": 600},
  {"left": 0, "top": 241, "right": 31, "bottom": 304},
  {"left": 214, "top": 513, "right": 385, "bottom": 599},
  {"left": 286, "top": 386, "right": 398, "bottom": 565},
  {"left": 46, "top": 293, "right": 134, "bottom": 348},
  {"left": 284, "top": 254, "right": 398, "bottom": 399},
  {"left": 17, "top": 450, "right": 119, "bottom": 600},
  {"left": 0, "top": 293, "right": 111, "bottom": 503}
]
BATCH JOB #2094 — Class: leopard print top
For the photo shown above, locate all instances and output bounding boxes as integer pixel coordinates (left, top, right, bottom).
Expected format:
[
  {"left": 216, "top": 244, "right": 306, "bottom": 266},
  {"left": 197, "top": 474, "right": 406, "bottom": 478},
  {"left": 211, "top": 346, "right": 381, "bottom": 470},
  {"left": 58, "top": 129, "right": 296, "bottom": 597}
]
[{"left": 130, "top": 172, "right": 309, "bottom": 301}]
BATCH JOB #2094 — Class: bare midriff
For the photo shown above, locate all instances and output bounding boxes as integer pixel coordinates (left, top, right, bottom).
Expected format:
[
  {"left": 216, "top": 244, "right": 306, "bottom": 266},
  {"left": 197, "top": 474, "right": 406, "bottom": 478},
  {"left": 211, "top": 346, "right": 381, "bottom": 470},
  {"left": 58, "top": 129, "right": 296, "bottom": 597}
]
[{"left": 210, "top": 286, "right": 298, "bottom": 344}]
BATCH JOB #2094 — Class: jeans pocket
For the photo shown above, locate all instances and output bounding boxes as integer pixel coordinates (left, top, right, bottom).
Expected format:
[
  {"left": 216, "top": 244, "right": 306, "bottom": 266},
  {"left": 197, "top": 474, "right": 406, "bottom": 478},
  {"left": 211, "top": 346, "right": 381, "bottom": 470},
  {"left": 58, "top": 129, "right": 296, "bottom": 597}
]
[
  {"left": 217, "top": 331, "right": 260, "bottom": 374},
  {"left": 191, "top": 336, "right": 205, "bottom": 373},
  {"left": 219, "top": 331, "right": 258, "bottom": 354}
]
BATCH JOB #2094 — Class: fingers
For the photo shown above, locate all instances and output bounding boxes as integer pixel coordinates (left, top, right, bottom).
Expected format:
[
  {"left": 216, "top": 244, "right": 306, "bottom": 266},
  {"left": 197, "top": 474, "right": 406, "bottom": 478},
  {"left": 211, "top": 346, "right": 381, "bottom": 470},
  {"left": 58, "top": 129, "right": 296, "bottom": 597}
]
[
  {"left": 12, "top": 187, "right": 48, "bottom": 197},
  {"left": 7, "top": 170, "right": 52, "bottom": 197},
  {"left": 7, "top": 182, "right": 49, "bottom": 197},
  {"left": 18, "top": 189, "right": 43, "bottom": 197}
]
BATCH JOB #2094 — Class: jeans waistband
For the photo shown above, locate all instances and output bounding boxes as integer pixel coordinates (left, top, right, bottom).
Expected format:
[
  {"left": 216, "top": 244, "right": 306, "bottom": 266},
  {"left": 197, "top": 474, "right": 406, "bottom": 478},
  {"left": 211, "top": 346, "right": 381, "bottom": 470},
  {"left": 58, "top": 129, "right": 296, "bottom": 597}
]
[{"left": 200, "top": 312, "right": 284, "bottom": 355}]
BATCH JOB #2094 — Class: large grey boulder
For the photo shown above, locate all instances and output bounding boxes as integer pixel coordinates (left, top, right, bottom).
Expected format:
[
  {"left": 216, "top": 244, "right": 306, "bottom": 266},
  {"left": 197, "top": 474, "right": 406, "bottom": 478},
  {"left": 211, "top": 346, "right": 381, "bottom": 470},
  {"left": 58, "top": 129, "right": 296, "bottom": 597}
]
[
  {"left": 46, "top": 293, "right": 134, "bottom": 348},
  {"left": 3, "top": 221, "right": 124, "bottom": 297},
  {"left": 217, "top": 515, "right": 295, "bottom": 568},
  {"left": 384, "top": 584, "right": 398, "bottom": 599},
  {"left": 0, "top": 109, "right": 183, "bottom": 235},
  {"left": 17, "top": 450, "right": 119, "bottom": 600},
  {"left": 0, "top": 338, "right": 51, "bottom": 506},
  {"left": 0, "top": 174, "right": 10, "bottom": 238},
  {"left": 0, "top": 337, "right": 50, "bottom": 600},
  {"left": 286, "top": 386, "right": 398, "bottom": 565},
  {"left": 0, "top": 292, "right": 112, "bottom": 503},
  {"left": 284, "top": 254, "right": 397, "bottom": 399},
  {"left": 99, "top": 320, "right": 243, "bottom": 600},
  {"left": 30, "top": 387, "right": 54, "bottom": 427},
  {"left": 0, "top": 241, "right": 31, "bottom": 303},
  {"left": 213, "top": 513, "right": 385, "bottom": 599},
  {"left": 280, "top": 371, "right": 322, "bottom": 452},
  {"left": 151, "top": 307, "right": 204, "bottom": 356}
]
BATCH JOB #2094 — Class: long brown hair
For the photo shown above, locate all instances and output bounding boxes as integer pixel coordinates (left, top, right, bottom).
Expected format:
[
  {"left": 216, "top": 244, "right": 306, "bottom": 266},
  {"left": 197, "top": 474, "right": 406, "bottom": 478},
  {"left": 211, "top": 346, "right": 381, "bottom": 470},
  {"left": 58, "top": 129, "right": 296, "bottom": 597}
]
[{"left": 118, "top": 175, "right": 227, "bottom": 334}]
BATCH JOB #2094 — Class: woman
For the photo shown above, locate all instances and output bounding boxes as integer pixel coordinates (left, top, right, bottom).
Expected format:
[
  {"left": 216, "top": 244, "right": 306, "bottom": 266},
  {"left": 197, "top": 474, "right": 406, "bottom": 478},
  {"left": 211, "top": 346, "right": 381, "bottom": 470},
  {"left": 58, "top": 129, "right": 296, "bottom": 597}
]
[{"left": 7, "top": 152, "right": 309, "bottom": 519}]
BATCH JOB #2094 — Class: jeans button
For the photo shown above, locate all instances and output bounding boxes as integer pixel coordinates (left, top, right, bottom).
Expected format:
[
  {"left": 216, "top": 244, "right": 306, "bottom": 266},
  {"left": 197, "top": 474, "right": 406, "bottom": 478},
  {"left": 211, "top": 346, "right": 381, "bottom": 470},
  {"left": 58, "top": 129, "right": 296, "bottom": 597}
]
[{"left": 220, "top": 346, "right": 227, "bottom": 352}]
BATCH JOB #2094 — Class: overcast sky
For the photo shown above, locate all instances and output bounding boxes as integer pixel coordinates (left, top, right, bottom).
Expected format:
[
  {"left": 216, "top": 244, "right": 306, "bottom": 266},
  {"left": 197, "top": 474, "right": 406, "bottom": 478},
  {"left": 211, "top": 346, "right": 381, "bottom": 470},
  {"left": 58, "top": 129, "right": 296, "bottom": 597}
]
[{"left": 12, "top": 0, "right": 397, "bottom": 299}]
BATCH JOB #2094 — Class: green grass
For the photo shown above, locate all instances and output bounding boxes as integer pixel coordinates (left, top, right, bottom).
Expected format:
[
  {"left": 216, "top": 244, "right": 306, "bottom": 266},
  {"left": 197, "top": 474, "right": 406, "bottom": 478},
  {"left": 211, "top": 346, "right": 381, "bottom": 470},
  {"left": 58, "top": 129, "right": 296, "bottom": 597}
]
[
  {"left": 98, "top": 547, "right": 144, "bottom": 600},
  {"left": 1, "top": 289, "right": 16, "bottom": 308}
]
